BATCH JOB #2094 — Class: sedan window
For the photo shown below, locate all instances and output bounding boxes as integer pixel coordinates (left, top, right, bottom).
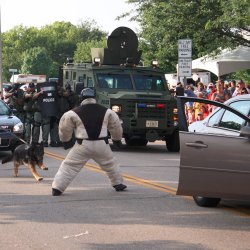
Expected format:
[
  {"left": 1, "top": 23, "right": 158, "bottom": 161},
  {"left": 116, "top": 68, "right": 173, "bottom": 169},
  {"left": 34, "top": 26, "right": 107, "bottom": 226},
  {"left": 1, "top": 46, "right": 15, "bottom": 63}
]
[
  {"left": 219, "top": 111, "right": 244, "bottom": 131},
  {"left": 218, "top": 100, "right": 250, "bottom": 131},
  {"left": 207, "top": 109, "right": 224, "bottom": 127},
  {"left": 229, "top": 100, "right": 250, "bottom": 116}
]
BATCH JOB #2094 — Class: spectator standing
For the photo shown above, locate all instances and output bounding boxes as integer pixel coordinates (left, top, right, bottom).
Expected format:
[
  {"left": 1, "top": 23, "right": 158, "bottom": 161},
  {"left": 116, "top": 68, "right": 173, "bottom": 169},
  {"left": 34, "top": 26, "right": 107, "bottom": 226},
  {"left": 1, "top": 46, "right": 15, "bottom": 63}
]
[
  {"left": 195, "top": 82, "right": 207, "bottom": 98},
  {"left": 184, "top": 85, "right": 196, "bottom": 108},
  {"left": 193, "top": 92, "right": 208, "bottom": 120},
  {"left": 207, "top": 83, "right": 217, "bottom": 113},
  {"left": 186, "top": 106, "right": 195, "bottom": 125},
  {"left": 175, "top": 82, "right": 184, "bottom": 96},
  {"left": 232, "top": 79, "right": 249, "bottom": 96},
  {"left": 246, "top": 84, "right": 250, "bottom": 93},
  {"left": 228, "top": 80, "right": 236, "bottom": 96},
  {"left": 211, "top": 80, "right": 230, "bottom": 103}
]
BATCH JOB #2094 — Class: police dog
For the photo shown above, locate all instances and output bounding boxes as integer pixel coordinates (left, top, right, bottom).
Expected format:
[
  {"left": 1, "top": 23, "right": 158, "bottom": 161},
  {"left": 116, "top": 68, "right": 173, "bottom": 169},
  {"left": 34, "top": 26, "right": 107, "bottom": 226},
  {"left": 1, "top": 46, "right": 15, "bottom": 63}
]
[{"left": 2, "top": 142, "right": 48, "bottom": 181}]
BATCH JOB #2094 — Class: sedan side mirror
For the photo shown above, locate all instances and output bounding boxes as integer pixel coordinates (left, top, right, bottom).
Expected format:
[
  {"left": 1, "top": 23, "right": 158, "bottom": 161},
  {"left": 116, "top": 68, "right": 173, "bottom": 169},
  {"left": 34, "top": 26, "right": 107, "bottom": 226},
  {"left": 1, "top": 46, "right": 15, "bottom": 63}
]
[{"left": 240, "top": 126, "right": 250, "bottom": 139}]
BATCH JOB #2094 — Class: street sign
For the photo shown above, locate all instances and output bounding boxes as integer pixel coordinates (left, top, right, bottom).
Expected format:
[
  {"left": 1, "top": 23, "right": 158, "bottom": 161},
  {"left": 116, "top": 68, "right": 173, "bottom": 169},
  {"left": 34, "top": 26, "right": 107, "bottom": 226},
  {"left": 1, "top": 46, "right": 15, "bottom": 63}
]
[
  {"left": 178, "top": 58, "right": 192, "bottom": 77},
  {"left": 178, "top": 39, "right": 192, "bottom": 58},
  {"left": 9, "top": 69, "right": 18, "bottom": 72}
]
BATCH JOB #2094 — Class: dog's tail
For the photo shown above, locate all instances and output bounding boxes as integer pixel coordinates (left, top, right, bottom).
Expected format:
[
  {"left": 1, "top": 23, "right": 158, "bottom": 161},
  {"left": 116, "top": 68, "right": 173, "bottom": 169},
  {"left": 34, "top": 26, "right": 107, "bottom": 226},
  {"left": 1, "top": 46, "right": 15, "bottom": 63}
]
[{"left": 2, "top": 154, "right": 14, "bottom": 164}]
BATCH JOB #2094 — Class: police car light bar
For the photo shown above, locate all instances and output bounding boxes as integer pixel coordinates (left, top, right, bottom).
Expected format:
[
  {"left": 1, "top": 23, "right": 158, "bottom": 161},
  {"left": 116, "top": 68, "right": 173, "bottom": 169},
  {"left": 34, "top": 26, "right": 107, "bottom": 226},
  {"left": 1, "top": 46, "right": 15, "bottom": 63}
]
[{"left": 137, "top": 103, "right": 165, "bottom": 109}]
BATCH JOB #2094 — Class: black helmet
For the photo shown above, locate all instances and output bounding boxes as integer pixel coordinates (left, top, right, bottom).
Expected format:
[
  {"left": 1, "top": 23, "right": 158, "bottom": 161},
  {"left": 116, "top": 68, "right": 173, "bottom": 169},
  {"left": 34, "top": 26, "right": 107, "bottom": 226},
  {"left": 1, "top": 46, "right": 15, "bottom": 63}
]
[
  {"left": 81, "top": 88, "right": 95, "bottom": 99},
  {"left": 29, "top": 82, "right": 35, "bottom": 88},
  {"left": 65, "top": 83, "right": 71, "bottom": 90},
  {"left": 4, "top": 85, "right": 12, "bottom": 92},
  {"left": 12, "top": 83, "right": 19, "bottom": 90}
]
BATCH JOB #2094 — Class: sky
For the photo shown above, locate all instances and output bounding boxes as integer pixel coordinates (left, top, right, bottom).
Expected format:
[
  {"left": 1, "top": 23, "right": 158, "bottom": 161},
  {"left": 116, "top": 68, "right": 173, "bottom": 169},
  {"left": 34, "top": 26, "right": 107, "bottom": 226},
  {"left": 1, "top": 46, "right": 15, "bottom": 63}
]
[{"left": 0, "top": 0, "right": 139, "bottom": 34}]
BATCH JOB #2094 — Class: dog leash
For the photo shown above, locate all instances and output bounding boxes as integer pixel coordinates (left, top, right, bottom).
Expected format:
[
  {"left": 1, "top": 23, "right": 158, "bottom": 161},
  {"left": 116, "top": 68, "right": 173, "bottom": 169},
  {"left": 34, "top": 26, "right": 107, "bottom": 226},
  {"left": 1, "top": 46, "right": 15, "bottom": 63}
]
[{"left": 0, "top": 126, "right": 28, "bottom": 144}]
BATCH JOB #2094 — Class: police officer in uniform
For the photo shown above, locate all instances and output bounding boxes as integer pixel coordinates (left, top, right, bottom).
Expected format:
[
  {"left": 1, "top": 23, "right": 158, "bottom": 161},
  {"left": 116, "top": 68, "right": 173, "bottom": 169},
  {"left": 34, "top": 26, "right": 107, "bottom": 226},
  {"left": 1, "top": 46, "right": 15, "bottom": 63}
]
[
  {"left": 23, "top": 82, "right": 36, "bottom": 143},
  {"left": 52, "top": 88, "right": 127, "bottom": 196},
  {"left": 5, "top": 83, "right": 25, "bottom": 123},
  {"left": 65, "top": 83, "right": 79, "bottom": 109},
  {"left": 32, "top": 88, "right": 51, "bottom": 145}
]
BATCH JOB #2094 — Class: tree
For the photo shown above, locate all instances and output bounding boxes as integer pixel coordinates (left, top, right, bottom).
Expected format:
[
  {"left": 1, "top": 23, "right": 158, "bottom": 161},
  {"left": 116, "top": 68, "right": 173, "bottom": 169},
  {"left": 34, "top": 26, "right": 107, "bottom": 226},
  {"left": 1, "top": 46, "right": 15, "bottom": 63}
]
[
  {"left": 21, "top": 47, "right": 53, "bottom": 75},
  {"left": 2, "top": 25, "right": 41, "bottom": 80},
  {"left": 2, "top": 21, "right": 107, "bottom": 81},
  {"left": 126, "top": 0, "right": 250, "bottom": 73},
  {"left": 73, "top": 40, "right": 107, "bottom": 63}
]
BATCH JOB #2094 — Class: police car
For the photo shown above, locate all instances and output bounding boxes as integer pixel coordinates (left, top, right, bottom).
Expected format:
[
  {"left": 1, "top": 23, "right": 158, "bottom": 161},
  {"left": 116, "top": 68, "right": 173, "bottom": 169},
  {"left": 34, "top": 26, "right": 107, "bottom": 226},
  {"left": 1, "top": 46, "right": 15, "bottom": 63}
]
[{"left": 0, "top": 100, "right": 24, "bottom": 151}]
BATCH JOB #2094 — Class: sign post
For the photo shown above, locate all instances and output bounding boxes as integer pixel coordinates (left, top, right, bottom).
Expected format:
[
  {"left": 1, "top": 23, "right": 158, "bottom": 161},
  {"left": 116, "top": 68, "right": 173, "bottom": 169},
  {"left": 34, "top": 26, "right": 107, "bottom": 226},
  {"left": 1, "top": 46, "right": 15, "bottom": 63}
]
[
  {"left": 178, "top": 39, "right": 192, "bottom": 87},
  {"left": 9, "top": 69, "right": 18, "bottom": 83}
]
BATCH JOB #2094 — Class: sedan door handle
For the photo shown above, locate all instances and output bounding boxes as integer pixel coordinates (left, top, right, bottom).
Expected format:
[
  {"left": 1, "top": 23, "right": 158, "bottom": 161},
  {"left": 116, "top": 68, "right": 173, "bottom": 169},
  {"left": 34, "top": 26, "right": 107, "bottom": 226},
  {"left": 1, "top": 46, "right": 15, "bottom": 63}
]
[{"left": 185, "top": 142, "right": 208, "bottom": 148}]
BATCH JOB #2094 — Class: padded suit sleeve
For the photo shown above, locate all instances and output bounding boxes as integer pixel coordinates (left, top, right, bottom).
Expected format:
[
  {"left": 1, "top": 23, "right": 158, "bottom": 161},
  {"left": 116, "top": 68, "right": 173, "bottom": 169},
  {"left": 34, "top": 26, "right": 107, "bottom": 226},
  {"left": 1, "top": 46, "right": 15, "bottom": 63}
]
[
  {"left": 107, "top": 110, "right": 123, "bottom": 141},
  {"left": 59, "top": 111, "right": 76, "bottom": 142}
]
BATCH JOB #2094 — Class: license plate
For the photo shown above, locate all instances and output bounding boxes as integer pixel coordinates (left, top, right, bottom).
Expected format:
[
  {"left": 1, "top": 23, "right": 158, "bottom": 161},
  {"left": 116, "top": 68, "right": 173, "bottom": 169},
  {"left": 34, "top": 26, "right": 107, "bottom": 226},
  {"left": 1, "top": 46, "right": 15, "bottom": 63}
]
[{"left": 146, "top": 120, "right": 158, "bottom": 128}]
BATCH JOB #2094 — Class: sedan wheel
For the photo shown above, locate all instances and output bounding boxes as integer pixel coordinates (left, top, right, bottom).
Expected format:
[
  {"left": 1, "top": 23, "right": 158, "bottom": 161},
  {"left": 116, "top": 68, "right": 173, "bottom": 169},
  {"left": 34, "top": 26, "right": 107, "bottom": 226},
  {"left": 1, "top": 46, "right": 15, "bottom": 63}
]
[{"left": 193, "top": 196, "right": 221, "bottom": 207}]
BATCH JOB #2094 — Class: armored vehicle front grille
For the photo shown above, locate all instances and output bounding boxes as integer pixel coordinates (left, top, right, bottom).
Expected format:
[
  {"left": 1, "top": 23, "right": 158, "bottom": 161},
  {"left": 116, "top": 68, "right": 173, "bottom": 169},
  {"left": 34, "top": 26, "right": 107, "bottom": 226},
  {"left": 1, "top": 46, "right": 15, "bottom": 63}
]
[{"left": 125, "top": 100, "right": 174, "bottom": 119}]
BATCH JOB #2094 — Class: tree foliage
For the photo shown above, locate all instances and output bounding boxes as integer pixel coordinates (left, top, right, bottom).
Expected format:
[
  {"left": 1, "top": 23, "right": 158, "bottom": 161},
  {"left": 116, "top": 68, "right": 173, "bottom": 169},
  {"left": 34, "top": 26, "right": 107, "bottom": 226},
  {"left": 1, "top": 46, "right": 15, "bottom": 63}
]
[
  {"left": 21, "top": 47, "right": 52, "bottom": 75},
  {"left": 2, "top": 1, "right": 250, "bottom": 82},
  {"left": 2, "top": 21, "right": 107, "bottom": 82},
  {"left": 73, "top": 39, "right": 107, "bottom": 63},
  {"left": 127, "top": 0, "right": 250, "bottom": 74}
]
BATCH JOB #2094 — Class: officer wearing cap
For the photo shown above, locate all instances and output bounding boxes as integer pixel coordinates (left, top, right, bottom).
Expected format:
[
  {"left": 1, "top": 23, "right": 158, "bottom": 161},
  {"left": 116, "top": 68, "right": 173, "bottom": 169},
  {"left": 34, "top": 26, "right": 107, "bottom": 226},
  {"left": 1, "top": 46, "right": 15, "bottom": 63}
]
[{"left": 52, "top": 88, "right": 127, "bottom": 196}]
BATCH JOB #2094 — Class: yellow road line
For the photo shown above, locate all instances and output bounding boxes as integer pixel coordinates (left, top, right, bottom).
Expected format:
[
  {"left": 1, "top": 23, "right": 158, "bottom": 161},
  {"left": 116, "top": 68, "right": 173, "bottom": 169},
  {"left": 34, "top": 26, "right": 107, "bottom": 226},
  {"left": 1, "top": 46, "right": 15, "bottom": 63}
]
[{"left": 45, "top": 150, "right": 250, "bottom": 217}]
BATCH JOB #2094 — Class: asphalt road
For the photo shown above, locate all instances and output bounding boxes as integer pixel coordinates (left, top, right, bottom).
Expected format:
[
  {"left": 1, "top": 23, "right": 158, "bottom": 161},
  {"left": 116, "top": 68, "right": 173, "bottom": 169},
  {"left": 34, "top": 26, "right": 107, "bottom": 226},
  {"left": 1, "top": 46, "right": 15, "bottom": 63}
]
[{"left": 0, "top": 141, "right": 250, "bottom": 250}]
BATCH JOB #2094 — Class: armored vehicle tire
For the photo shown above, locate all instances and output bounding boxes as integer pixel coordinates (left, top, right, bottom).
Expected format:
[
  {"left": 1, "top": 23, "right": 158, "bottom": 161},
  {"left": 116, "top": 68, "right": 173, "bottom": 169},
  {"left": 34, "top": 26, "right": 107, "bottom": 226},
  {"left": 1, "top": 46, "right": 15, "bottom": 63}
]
[
  {"left": 193, "top": 196, "right": 221, "bottom": 207},
  {"left": 166, "top": 129, "right": 180, "bottom": 152},
  {"left": 125, "top": 137, "right": 148, "bottom": 147}
]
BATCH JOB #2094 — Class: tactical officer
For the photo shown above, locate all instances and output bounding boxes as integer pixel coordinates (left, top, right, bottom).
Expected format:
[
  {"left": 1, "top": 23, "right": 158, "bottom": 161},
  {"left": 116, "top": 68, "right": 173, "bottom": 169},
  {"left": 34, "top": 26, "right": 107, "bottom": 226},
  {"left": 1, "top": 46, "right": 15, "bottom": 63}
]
[
  {"left": 23, "top": 82, "right": 36, "bottom": 143},
  {"left": 48, "top": 82, "right": 78, "bottom": 147},
  {"left": 49, "top": 83, "right": 73, "bottom": 147},
  {"left": 3, "top": 85, "right": 12, "bottom": 104},
  {"left": 65, "top": 83, "right": 79, "bottom": 109},
  {"left": 32, "top": 88, "right": 51, "bottom": 146},
  {"left": 52, "top": 88, "right": 127, "bottom": 196},
  {"left": 5, "top": 83, "right": 25, "bottom": 123}
]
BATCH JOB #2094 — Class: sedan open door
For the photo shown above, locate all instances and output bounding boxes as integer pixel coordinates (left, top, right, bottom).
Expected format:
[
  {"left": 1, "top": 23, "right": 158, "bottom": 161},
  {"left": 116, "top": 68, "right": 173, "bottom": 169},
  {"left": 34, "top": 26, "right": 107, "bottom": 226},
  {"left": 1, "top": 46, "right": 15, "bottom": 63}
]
[{"left": 176, "top": 96, "right": 250, "bottom": 207}]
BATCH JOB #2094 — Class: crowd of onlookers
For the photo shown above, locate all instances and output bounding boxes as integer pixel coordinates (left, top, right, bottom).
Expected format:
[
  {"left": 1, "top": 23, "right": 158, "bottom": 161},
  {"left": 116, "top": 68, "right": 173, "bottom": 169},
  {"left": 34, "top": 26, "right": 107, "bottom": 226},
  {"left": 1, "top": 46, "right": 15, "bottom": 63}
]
[{"left": 170, "top": 79, "right": 250, "bottom": 125}]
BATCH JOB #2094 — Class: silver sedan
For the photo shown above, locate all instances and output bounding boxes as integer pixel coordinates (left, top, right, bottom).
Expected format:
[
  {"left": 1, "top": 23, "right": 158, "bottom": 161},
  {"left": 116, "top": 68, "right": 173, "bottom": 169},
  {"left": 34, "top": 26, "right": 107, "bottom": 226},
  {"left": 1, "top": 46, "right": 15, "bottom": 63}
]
[{"left": 176, "top": 94, "right": 250, "bottom": 207}]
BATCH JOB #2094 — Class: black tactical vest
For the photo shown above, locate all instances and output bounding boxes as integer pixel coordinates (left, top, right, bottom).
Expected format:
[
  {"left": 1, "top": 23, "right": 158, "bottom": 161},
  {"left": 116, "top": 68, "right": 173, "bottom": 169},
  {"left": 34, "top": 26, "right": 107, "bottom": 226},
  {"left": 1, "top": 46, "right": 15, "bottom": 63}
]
[{"left": 73, "top": 103, "right": 108, "bottom": 140}]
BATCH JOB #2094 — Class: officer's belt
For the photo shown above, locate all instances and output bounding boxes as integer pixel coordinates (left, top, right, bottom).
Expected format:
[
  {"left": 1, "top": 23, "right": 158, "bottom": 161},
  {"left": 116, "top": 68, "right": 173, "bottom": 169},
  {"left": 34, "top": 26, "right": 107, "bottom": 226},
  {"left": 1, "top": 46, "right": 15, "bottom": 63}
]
[{"left": 76, "top": 137, "right": 109, "bottom": 145}]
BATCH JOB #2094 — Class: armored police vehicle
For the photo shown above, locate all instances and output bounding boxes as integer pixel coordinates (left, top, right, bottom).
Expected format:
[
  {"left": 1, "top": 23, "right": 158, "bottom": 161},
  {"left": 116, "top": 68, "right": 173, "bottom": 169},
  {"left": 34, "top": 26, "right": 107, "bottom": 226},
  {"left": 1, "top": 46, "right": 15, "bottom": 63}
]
[{"left": 61, "top": 27, "right": 179, "bottom": 152}]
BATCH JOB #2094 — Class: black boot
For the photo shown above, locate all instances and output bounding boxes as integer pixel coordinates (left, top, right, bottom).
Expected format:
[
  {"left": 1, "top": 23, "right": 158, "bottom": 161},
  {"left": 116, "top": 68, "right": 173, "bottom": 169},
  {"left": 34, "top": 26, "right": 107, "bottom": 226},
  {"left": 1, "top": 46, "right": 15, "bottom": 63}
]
[
  {"left": 52, "top": 188, "right": 62, "bottom": 196},
  {"left": 113, "top": 184, "right": 127, "bottom": 191}
]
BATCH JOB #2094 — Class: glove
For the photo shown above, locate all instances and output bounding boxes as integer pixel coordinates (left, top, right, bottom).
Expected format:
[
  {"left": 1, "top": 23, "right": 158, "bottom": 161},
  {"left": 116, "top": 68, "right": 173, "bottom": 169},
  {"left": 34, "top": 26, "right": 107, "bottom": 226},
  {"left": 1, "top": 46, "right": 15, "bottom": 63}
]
[
  {"left": 63, "top": 139, "right": 75, "bottom": 150},
  {"left": 112, "top": 140, "right": 123, "bottom": 150}
]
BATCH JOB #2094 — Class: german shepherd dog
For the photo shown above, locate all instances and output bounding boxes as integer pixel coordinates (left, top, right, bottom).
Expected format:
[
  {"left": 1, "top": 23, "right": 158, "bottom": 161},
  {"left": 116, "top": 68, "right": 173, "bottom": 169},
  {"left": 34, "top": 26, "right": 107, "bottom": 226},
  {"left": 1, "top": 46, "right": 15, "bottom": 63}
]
[{"left": 2, "top": 142, "right": 48, "bottom": 181}]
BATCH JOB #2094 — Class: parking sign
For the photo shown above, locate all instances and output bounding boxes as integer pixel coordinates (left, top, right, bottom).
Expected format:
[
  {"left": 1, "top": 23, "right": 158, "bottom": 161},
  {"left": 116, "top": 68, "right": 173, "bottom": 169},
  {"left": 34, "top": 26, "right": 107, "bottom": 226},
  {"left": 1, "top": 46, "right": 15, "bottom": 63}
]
[
  {"left": 178, "top": 39, "right": 192, "bottom": 58},
  {"left": 178, "top": 39, "right": 192, "bottom": 77}
]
